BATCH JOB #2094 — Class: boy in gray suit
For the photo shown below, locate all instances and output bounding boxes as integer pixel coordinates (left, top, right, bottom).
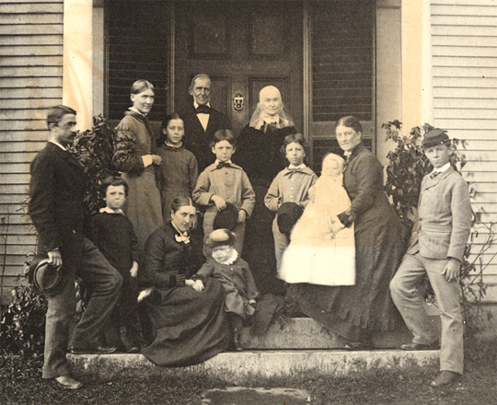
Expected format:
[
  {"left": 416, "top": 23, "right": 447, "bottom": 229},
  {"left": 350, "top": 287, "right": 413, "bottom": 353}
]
[{"left": 390, "top": 128, "right": 471, "bottom": 387}]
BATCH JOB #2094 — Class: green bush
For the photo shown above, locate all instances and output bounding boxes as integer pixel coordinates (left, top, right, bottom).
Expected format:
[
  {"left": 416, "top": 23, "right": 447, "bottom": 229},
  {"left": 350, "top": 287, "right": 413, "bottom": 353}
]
[{"left": 0, "top": 279, "right": 47, "bottom": 356}]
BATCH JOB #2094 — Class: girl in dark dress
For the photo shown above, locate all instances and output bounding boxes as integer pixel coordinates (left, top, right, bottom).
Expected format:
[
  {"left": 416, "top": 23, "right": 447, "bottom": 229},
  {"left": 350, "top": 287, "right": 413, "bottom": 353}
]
[
  {"left": 288, "top": 116, "right": 407, "bottom": 349},
  {"left": 235, "top": 86, "right": 297, "bottom": 295},
  {"left": 138, "top": 196, "right": 229, "bottom": 366}
]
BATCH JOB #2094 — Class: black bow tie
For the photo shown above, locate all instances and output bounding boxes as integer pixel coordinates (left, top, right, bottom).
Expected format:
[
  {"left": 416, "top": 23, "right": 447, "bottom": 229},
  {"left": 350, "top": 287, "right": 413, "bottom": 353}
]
[
  {"left": 430, "top": 171, "right": 441, "bottom": 179},
  {"left": 196, "top": 105, "right": 211, "bottom": 114},
  {"left": 217, "top": 162, "right": 231, "bottom": 169}
]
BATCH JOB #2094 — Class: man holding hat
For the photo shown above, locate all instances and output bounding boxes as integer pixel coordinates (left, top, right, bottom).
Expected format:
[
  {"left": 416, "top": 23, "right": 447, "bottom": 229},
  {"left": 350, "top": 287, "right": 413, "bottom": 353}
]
[
  {"left": 390, "top": 128, "right": 472, "bottom": 387},
  {"left": 29, "top": 105, "right": 123, "bottom": 389}
]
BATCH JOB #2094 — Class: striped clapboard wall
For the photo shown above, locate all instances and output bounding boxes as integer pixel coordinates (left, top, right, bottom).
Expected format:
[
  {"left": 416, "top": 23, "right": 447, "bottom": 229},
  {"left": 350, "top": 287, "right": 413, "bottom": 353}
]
[
  {"left": 0, "top": 0, "right": 64, "bottom": 304},
  {"left": 431, "top": 0, "right": 497, "bottom": 302}
]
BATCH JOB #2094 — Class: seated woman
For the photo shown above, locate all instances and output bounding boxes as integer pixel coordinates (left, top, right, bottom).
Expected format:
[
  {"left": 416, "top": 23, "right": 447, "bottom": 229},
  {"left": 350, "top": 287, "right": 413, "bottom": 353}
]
[
  {"left": 138, "top": 196, "right": 229, "bottom": 366},
  {"left": 279, "top": 153, "right": 355, "bottom": 286}
]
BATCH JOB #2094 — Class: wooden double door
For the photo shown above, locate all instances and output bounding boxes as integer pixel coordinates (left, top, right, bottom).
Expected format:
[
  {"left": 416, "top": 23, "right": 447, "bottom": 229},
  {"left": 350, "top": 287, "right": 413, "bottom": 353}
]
[{"left": 173, "top": 1, "right": 304, "bottom": 137}]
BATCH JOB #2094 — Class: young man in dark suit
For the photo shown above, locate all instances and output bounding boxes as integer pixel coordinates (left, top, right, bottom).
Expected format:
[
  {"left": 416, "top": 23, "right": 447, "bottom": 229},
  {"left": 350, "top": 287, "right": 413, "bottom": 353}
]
[
  {"left": 181, "top": 73, "right": 232, "bottom": 171},
  {"left": 390, "top": 128, "right": 472, "bottom": 388},
  {"left": 29, "top": 105, "right": 123, "bottom": 389}
]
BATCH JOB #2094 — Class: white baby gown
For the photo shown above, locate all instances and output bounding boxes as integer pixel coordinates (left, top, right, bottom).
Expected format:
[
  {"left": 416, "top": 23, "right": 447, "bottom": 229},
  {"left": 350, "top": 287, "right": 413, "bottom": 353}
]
[{"left": 278, "top": 174, "right": 355, "bottom": 286}]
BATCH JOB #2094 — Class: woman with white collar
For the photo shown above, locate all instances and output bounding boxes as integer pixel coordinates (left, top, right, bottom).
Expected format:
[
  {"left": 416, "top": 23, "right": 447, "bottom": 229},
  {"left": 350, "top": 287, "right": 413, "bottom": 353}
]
[
  {"left": 138, "top": 196, "right": 229, "bottom": 366},
  {"left": 113, "top": 79, "right": 163, "bottom": 249}
]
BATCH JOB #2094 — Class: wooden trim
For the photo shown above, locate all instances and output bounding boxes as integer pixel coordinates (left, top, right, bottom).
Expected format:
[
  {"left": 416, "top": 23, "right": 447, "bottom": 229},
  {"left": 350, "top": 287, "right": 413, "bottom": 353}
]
[{"left": 303, "top": 0, "right": 312, "bottom": 165}]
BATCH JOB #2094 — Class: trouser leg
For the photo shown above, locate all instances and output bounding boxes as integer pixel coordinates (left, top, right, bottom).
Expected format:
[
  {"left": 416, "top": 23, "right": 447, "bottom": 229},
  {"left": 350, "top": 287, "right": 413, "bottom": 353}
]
[
  {"left": 390, "top": 253, "right": 438, "bottom": 345},
  {"left": 425, "top": 257, "right": 464, "bottom": 374},
  {"left": 71, "top": 238, "right": 123, "bottom": 349},
  {"left": 42, "top": 270, "right": 77, "bottom": 379}
]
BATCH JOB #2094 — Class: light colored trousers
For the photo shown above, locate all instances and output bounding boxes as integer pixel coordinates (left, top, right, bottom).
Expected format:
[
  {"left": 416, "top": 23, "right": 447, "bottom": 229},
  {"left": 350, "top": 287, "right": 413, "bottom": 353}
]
[{"left": 390, "top": 252, "right": 464, "bottom": 374}]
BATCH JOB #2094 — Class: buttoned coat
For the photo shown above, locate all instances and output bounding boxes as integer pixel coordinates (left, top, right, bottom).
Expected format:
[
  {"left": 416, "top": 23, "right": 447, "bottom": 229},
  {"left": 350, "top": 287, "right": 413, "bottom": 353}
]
[
  {"left": 181, "top": 105, "right": 232, "bottom": 172},
  {"left": 408, "top": 166, "right": 472, "bottom": 262},
  {"left": 29, "top": 142, "right": 88, "bottom": 258},
  {"left": 193, "top": 163, "right": 256, "bottom": 217}
]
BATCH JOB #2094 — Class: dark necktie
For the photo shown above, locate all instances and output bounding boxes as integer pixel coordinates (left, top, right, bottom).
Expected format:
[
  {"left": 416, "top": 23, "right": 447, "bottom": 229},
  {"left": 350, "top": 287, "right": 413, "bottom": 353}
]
[
  {"left": 217, "top": 162, "right": 231, "bottom": 169},
  {"left": 196, "top": 105, "right": 211, "bottom": 114}
]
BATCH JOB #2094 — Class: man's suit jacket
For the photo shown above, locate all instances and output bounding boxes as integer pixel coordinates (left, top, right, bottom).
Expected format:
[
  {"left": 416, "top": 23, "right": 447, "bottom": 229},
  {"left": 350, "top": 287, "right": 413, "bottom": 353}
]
[
  {"left": 181, "top": 105, "right": 231, "bottom": 172},
  {"left": 407, "top": 166, "right": 471, "bottom": 262},
  {"left": 29, "top": 142, "right": 88, "bottom": 259}
]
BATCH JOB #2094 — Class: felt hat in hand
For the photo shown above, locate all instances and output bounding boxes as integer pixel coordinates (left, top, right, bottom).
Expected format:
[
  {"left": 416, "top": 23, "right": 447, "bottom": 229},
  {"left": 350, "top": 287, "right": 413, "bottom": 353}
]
[
  {"left": 422, "top": 128, "right": 450, "bottom": 149},
  {"left": 213, "top": 202, "right": 238, "bottom": 230},
  {"left": 28, "top": 254, "right": 66, "bottom": 296},
  {"left": 277, "top": 202, "right": 303, "bottom": 236}
]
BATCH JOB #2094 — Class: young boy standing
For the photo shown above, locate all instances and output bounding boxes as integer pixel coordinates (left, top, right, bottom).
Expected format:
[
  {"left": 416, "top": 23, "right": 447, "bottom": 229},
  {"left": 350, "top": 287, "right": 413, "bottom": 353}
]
[
  {"left": 92, "top": 176, "right": 144, "bottom": 353},
  {"left": 193, "top": 129, "right": 255, "bottom": 256},
  {"left": 390, "top": 128, "right": 472, "bottom": 387},
  {"left": 264, "top": 133, "right": 317, "bottom": 271}
]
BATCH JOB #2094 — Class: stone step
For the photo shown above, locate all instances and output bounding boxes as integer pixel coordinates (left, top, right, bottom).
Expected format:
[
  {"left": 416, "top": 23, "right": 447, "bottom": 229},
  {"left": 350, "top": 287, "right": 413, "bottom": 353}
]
[
  {"left": 240, "top": 317, "right": 441, "bottom": 349},
  {"left": 68, "top": 349, "right": 440, "bottom": 383},
  {"left": 68, "top": 316, "right": 442, "bottom": 383}
]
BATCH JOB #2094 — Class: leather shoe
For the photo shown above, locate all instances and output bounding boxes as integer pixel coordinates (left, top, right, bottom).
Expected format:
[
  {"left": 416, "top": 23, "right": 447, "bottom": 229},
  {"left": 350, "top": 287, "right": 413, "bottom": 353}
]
[
  {"left": 55, "top": 375, "right": 82, "bottom": 390},
  {"left": 71, "top": 346, "right": 117, "bottom": 355},
  {"left": 400, "top": 341, "right": 439, "bottom": 351},
  {"left": 431, "top": 371, "right": 462, "bottom": 387}
]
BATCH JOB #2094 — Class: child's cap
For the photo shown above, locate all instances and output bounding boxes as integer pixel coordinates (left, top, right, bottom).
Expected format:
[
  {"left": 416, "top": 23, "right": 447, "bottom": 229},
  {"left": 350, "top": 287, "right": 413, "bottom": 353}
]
[
  {"left": 277, "top": 202, "right": 303, "bottom": 236},
  {"left": 206, "top": 228, "right": 235, "bottom": 248},
  {"left": 422, "top": 128, "right": 450, "bottom": 149},
  {"left": 213, "top": 202, "right": 238, "bottom": 230}
]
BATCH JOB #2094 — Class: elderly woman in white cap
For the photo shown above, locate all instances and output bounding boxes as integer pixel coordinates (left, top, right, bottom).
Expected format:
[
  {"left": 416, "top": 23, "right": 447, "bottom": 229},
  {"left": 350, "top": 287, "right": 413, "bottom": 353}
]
[{"left": 234, "top": 86, "right": 297, "bottom": 296}]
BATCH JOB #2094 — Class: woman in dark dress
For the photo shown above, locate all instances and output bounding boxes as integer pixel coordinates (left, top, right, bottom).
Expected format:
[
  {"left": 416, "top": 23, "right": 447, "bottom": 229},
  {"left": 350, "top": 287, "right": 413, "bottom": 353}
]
[
  {"left": 235, "top": 86, "right": 297, "bottom": 295},
  {"left": 288, "top": 116, "right": 407, "bottom": 349},
  {"left": 113, "top": 79, "right": 163, "bottom": 249},
  {"left": 139, "top": 196, "right": 229, "bottom": 366}
]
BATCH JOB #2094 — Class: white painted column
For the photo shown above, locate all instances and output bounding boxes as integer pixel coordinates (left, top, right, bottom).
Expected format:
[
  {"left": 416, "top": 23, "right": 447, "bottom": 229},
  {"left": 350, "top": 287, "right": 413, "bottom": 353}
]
[
  {"left": 401, "top": 0, "right": 424, "bottom": 133},
  {"left": 63, "top": 0, "right": 93, "bottom": 131},
  {"left": 376, "top": 0, "right": 402, "bottom": 166},
  {"left": 421, "top": 0, "right": 433, "bottom": 126}
]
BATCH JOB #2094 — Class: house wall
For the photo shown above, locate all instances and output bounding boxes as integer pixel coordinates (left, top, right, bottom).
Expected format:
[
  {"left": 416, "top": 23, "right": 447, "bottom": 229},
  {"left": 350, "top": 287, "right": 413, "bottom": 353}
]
[
  {"left": 0, "top": 0, "right": 64, "bottom": 304},
  {"left": 429, "top": 0, "right": 497, "bottom": 302},
  {"left": 1, "top": 0, "right": 496, "bottom": 306}
]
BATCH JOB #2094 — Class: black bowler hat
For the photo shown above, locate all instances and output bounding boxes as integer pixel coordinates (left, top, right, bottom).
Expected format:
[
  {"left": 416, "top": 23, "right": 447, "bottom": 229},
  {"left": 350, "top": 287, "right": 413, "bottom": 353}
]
[
  {"left": 277, "top": 202, "right": 303, "bottom": 236},
  {"left": 422, "top": 128, "right": 450, "bottom": 149},
  {"left": 28, "top": 254, "right": 66, "bottom": 296},
  {"left": 213, "top": 202, "right": 238, "bottom": 230}
]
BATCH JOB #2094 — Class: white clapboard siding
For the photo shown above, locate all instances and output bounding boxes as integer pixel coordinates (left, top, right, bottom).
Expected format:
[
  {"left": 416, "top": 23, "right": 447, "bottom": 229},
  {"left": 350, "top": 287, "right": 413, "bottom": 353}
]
[
  {"left": 431, "top": 1, "right": 497, "bottom": 302},
  {"left": 0, "top": 1, "right": 63, "bottom": 304}
]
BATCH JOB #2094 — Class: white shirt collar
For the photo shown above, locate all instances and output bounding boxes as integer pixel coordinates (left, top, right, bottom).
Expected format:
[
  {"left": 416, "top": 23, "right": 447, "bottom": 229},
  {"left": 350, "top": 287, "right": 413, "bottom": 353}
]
[
  {"left": 129, "top": 107, "right": 147, "bottom": 116},
  {"left": 214, "top": 159, "right": 232, "bottom": 165},
  {"left": 100, "top": 207, "right": 125, "bottom": 215},
  {"left": 193, "top": 101, "right": 211, "bottom": 109},
  {"left": 432, "top": 162, "right": 451, "bottom": 174},
  {"left": 48, "top": 140, "right": 67, "bottom": 151},
  {"left": 288, "top": 163, "right": 306, "bottom": 170}
]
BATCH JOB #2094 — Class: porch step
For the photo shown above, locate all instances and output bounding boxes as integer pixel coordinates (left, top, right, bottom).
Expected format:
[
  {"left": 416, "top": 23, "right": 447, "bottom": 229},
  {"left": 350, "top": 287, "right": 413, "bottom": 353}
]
[
  {"left": 68, "top": 350, "right": 440, "bottom": 383},
  {"left": 240, "top": 317, "right": 441, "bottom": 349},
  {"left": 68, "top": 317, "right": 442, "bottom": 383}
]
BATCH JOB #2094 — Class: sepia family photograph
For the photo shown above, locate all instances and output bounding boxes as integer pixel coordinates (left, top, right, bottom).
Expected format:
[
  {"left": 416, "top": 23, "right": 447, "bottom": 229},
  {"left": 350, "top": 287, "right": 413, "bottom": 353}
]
[{"left": 1, "top": 0, "right": 497, "bottom": 403}]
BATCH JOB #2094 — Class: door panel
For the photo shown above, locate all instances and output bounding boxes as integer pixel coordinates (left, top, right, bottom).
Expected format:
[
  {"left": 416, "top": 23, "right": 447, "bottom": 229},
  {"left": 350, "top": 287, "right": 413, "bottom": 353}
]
[{"left": 174, "top": 1, "right": 303, "bottom": 137}]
